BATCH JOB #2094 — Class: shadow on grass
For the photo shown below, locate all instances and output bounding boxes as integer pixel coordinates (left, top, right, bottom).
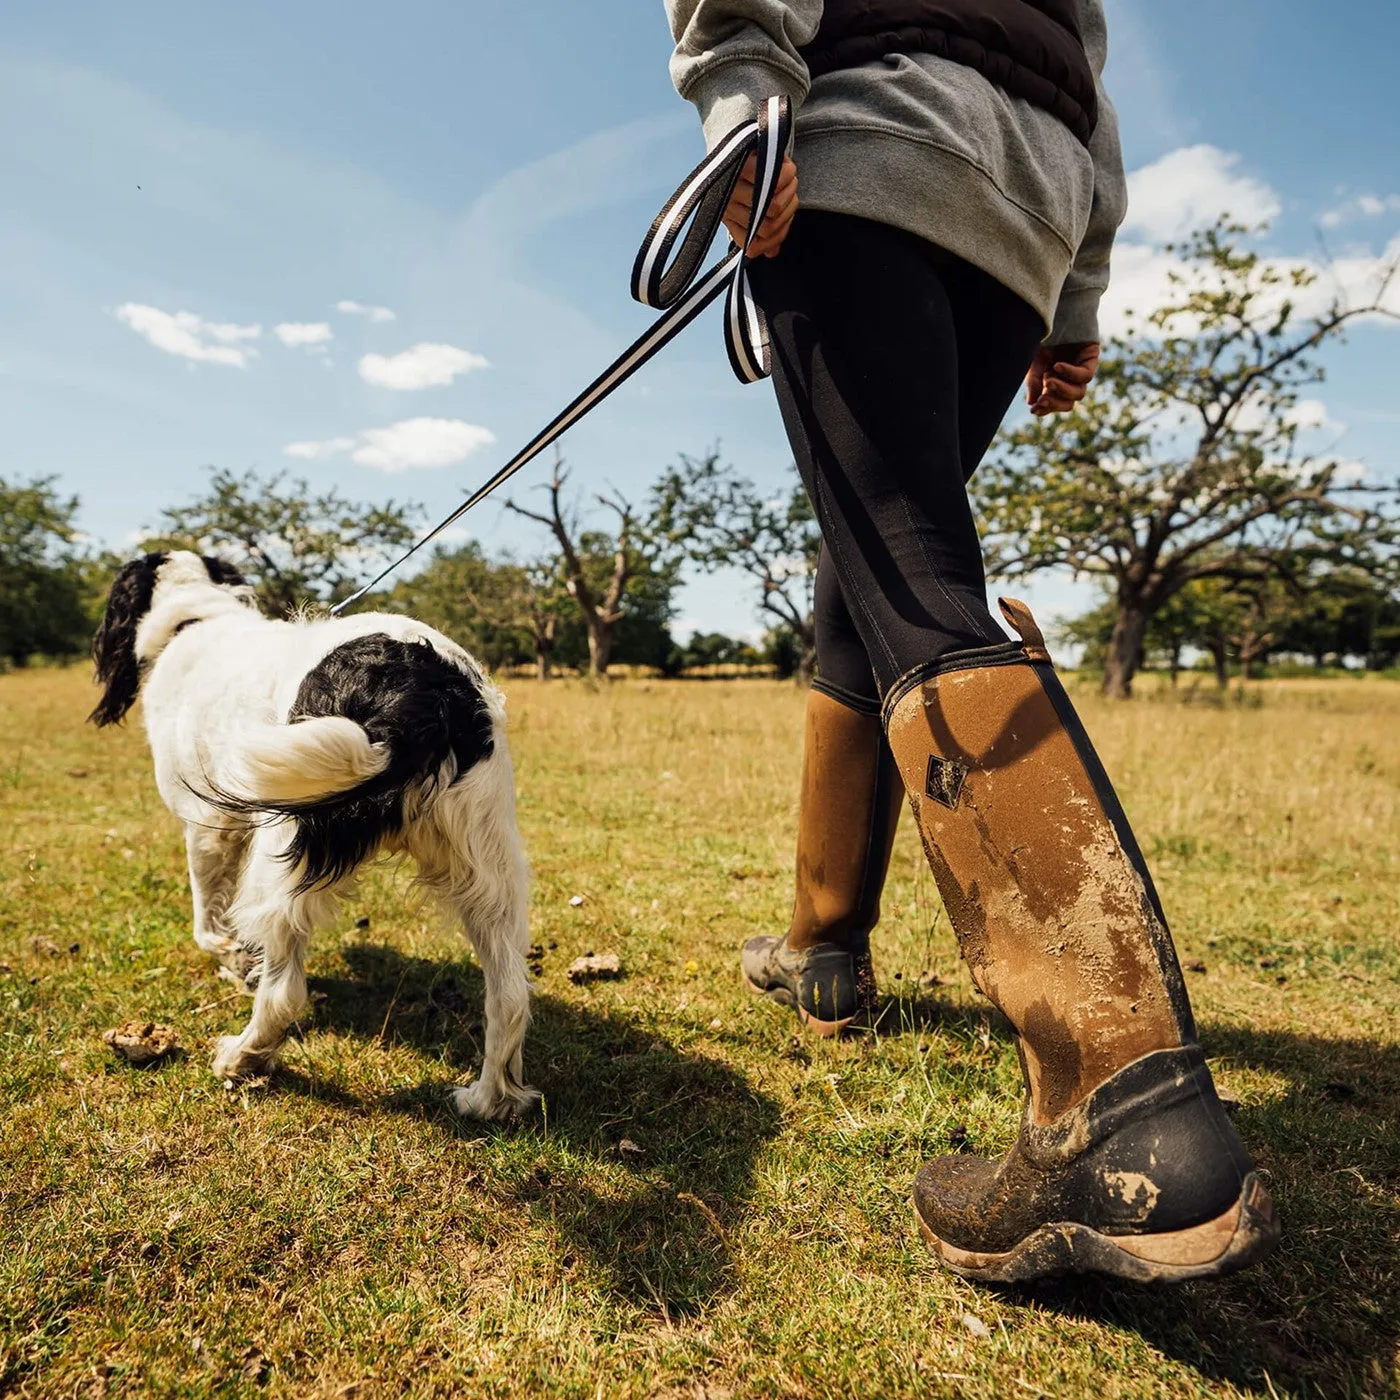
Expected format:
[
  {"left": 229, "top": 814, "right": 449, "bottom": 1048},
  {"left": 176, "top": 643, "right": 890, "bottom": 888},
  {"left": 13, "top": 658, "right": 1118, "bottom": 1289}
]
[
  {"left": 280, "top": 945, "right": 1397, "bottom": 1387},
  {"left": 296, "top": 942, "right": 781, "bottom": 1319},
  {"left": 1022, "top": 1024, "right": 1400, "bottom": 1398}
]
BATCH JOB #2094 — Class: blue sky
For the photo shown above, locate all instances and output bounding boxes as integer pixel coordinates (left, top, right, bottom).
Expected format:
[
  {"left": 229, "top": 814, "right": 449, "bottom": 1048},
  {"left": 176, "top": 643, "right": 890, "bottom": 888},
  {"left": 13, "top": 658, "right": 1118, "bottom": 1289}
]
[{"left": 3, "top": 0, "right": 1398, "bottom": 640}]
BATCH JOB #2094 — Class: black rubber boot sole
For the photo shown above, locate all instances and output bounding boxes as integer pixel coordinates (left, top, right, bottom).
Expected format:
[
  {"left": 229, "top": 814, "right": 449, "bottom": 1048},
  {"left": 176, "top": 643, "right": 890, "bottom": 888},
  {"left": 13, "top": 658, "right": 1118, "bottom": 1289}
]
[
  {"left": 741, "top": 967, "right": 860, "bottom": 1038},
  {"left": 915, "top": 1171, "right": 1281, "bottom": 1285}
]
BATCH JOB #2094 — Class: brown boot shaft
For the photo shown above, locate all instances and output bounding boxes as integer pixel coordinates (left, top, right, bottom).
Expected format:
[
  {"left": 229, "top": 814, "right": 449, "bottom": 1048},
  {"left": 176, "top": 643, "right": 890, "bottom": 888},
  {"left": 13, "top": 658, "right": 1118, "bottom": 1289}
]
[
  {"left": 883, "top": 602, "right": 1191, "bottom": 1122},
  {"left": 787, "top": 689, "right": 904, "bottom": 951}
]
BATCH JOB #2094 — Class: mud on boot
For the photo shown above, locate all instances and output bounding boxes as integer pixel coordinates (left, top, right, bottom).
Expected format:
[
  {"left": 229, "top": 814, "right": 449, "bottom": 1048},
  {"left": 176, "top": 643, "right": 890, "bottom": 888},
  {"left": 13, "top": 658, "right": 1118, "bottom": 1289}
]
[
  {"left": 885, "top": 599, "right": 1281, "bottom": 1286},
  {"left": 913, "top": 1045, "right": 1280, "bottom": 1284}
]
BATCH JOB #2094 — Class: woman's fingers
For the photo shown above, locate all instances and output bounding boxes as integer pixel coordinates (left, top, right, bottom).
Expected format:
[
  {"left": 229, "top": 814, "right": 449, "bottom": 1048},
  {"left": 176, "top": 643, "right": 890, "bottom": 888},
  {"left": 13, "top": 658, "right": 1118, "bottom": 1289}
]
[
  {"left": 724, "top": 154, "right": 799, "bottom": 256},
  {"left": 1025, "top": 356, "right": 1048, "bottom": 406},
  {"left": 1031, "top": 379, "right": 1086, "bottom": 415}
]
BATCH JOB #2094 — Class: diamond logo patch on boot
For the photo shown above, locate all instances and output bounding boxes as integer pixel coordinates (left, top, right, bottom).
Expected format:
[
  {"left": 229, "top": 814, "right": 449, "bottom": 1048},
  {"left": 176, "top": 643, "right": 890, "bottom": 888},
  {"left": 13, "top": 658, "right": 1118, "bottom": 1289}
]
[{"left": 925, "top": 754, "right": 968, "bottom": 810}]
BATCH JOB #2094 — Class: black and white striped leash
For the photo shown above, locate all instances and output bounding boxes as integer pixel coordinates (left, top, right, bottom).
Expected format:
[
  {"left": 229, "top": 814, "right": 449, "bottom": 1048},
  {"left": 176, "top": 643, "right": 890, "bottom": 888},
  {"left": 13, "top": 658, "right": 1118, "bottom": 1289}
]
[{"left": 331, "top": 94, "right": 792, "bottom": 615}]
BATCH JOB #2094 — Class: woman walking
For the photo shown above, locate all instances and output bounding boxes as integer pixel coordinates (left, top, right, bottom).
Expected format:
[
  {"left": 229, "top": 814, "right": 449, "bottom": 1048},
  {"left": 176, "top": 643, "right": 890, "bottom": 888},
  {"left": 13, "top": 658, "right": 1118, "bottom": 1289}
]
[{"left": 664, "top": 0, "right": 1280, "bottom": 1284}]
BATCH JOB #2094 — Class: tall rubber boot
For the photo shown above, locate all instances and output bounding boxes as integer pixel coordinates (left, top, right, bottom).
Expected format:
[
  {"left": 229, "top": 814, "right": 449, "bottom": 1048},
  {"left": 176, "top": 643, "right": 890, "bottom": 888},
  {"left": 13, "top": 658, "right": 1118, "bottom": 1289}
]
[
  {"left": 883, "top": 598, "right": 1280, "bottom": 1283},
  {"left": 742, "top": 689, "right": 905, "bottom": 1035}
]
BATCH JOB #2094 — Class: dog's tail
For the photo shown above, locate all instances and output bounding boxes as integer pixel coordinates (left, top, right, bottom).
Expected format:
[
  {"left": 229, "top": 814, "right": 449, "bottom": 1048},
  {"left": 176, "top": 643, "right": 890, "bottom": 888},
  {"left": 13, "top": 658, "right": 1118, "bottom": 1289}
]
[
  {"left": 219, "top": 716, "right": 390, "bottom": 805},
  {"left": 196, "top": 633, "right": 499, "bottom": 892}
]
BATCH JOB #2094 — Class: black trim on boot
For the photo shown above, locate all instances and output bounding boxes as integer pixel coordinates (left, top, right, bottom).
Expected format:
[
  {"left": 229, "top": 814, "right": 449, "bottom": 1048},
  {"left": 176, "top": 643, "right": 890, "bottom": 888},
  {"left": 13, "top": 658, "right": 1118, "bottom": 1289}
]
[
  {"left": 880, "top": 640, "right": 1027, "bottom": 727},
  {"left": 913, "top": 1046, "right": 1280, "bottom": 1284}
]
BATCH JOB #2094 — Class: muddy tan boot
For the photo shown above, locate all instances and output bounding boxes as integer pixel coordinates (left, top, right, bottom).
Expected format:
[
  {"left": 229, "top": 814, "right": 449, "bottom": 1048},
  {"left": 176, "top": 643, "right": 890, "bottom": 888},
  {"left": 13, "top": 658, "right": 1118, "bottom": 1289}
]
[
  {"left": 742, "top": 689, "right": 904, "bottom": 1035},
  {"left": 883, "top": 599, "right": 1280, "bottom": 1283}
]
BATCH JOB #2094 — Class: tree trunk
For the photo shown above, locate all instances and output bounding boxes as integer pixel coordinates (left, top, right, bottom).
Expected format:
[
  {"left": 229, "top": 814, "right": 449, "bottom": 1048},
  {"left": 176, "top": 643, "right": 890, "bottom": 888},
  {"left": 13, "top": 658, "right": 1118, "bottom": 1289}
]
[
  {"left": 535, "top": 646, "right": 552, "bottom": 682},
  {"left": 587, "top": 622, "right": 613, "bottom": 679},
  {"left": 1101, "top": 605, "right": 1148, "bottom": 700},
  {"left": 1169, "top": 644, "right": 1181, "bottom": 687},
  {"left": 1209, "top": 635, "right": 1229, "bottom": 689}
]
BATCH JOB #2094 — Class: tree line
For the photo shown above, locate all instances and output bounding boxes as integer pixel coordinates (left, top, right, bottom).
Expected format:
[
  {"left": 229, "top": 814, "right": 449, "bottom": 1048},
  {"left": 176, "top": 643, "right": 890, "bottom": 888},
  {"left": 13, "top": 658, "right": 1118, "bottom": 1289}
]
[
  {"left": 0, "top": 450, "right": 818, "bottom": 680},
  {"left": 4, "top": 223, "right": 1397, "bottom": 691}
]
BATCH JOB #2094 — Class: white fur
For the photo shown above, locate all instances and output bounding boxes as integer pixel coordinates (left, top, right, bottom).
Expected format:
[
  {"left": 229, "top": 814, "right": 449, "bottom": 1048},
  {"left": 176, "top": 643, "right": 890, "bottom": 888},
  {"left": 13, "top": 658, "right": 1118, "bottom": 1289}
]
[
  {"left": 117, "top": 551, "right": 537, "bottom": 1120},
  {"left": 217, "top": 716, "right": 390, "bottom": 804}
]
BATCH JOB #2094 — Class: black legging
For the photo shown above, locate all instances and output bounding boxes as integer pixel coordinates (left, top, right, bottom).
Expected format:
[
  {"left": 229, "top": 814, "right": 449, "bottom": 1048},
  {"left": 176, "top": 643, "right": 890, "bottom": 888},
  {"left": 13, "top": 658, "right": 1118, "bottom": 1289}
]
[{"left": 749, "top": 211, "right": 1046, "bottom": 708}]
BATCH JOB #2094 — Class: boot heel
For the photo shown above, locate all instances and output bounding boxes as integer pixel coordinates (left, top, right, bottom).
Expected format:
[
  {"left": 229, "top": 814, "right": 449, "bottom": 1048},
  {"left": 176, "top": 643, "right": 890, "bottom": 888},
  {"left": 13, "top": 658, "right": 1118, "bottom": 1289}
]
[{"left": 918, "top": 1172, "right": 1281, "bottom": 1285}]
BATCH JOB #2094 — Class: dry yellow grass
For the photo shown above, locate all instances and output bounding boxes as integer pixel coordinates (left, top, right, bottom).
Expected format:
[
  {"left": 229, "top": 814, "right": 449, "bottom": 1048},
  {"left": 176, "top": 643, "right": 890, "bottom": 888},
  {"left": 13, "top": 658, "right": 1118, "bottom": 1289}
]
[{"left": 2, "top": 665, "right": 1397, "bottom": 1397}]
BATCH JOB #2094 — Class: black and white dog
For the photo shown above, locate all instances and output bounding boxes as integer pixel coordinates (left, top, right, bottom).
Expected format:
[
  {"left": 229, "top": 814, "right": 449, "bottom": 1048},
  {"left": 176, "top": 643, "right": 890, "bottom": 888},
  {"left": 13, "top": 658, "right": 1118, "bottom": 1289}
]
[{"left": 90, "top": 550, "right": 537, "bottom": 1120}]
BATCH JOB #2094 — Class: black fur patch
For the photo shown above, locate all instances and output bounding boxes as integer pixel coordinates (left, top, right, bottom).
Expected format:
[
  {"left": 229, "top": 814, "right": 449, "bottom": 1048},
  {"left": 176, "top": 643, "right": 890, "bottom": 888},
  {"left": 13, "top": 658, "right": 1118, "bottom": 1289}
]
[
  {"left": 202, "top": 556, "right": 248, "bottom": 587},
  {"left": 281, "top": 635, "right": 494, "bottom": 890},
  {"left": 90, "top": 553, "right": 167, "bottom": 727}
]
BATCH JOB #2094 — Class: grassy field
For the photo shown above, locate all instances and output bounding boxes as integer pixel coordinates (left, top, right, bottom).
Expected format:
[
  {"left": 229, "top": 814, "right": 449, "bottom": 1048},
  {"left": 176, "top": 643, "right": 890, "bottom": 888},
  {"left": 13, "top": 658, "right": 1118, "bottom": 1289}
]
[{"left": 2, "top": 665, "right": 1398, "bottom": 1398}]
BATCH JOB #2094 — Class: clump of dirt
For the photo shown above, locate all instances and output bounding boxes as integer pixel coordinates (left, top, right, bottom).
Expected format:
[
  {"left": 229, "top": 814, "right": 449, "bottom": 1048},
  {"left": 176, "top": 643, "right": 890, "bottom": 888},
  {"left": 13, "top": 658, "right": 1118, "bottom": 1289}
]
[
  {"left": 102, "top": 1020, "right": 181, "bottom": 1067},
  {"left": 567, "top": 952, "right": 622, "bottom": 983}
]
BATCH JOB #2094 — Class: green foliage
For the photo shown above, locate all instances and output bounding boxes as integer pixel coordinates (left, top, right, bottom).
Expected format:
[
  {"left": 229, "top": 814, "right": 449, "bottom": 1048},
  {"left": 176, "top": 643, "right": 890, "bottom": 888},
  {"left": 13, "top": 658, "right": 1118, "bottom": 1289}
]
[
  {"left": 0, "top": 476, "right": 101, "bottom": 667},
  {"left": 977, "top": 221, "right": 1400, "bottom": 697},
  {"left": 146, "top": 467, "right": 421, "bottom": 616},
  {"left": 653, "top": 451, "right": 819, "bottom": 673},
  {"left": 1064, "top": 568, "right": 1400, "bottom": 683}
]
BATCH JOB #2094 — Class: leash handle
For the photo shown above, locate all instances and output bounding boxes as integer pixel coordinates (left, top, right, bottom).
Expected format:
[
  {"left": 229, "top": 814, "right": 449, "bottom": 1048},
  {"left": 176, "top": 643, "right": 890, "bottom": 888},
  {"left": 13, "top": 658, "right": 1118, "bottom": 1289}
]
[{"left": 330, "top": 95, "right": 791, "bottom": 615}]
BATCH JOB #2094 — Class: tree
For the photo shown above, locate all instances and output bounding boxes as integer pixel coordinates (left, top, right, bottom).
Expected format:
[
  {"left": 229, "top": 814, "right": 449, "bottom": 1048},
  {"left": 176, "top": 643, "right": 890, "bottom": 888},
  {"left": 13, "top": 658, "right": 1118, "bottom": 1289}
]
[
  {"left": 1273, "top": 568, "right": 1400, "bottom": 671},
  {"left": 386, "top": 543, "right": 562, "bottom": 674},
  {"left": 148, "top": 467, "right": 421, "bottom": 615},
  {"left": 653, "top": 451, "right": 821, "bottom": 677},
  {"left": 0, "top": 476, "right": 95, "bottom": 667},
  {"left": 502, "top": 452, "right": 678, "bottom": 678},
  {"left": 976, "top": 222, "right": 1399, "bottom": 698}
]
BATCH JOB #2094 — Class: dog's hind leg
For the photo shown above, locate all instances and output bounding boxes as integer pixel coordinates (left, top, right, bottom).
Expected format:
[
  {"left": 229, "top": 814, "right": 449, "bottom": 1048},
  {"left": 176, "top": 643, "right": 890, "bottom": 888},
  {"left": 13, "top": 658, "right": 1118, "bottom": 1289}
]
[
  {"left": 411, "top": 757, "right": 539, "bottom": 1121},
  {"left": 211, "top": 825, "right": 335, "bottom": 1084},
  {"left": 184, "top": 823, "right": 257, "bottom": 988}
]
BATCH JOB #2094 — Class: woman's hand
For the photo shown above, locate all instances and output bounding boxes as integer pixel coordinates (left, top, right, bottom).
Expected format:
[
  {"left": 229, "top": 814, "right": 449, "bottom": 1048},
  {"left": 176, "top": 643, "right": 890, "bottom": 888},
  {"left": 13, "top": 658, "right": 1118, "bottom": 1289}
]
[
  {"left": 1026, "top": 342, "right": 1100, "bottom": 415},
  {"left": 723, "top": 152, "right": 799, "bottom": 257}
]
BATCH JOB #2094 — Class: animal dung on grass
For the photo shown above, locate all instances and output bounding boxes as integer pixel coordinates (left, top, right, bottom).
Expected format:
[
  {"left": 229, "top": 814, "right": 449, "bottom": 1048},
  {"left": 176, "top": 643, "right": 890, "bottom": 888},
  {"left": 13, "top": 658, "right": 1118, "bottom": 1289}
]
[
  {"left": 102, "top": 1020, "right": 181, "bottom": 1067},
  {"left": 567, "top": 952, "right": 622, "bottom": 983}
]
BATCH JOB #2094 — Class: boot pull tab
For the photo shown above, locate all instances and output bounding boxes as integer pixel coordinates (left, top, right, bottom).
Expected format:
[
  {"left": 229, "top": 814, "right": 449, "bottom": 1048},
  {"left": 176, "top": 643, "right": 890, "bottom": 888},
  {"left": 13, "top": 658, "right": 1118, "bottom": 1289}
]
[{"left": 997, "top": 596, "right": 1053, "bottom": 665}]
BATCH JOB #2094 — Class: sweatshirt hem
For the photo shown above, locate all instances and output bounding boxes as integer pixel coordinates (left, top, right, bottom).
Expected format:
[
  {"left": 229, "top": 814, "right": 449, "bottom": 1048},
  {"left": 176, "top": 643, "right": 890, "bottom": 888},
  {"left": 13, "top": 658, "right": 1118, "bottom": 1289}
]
[{"left": 793, "top": 123, "right": 1078, "bottom": 332}]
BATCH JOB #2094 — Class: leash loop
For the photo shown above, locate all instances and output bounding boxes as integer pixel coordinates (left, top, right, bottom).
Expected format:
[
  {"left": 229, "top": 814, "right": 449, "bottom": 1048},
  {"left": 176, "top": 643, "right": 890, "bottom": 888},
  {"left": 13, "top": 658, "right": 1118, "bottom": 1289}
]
[{"left": 331, "top": 94, "right": 790, "bottom": 614}]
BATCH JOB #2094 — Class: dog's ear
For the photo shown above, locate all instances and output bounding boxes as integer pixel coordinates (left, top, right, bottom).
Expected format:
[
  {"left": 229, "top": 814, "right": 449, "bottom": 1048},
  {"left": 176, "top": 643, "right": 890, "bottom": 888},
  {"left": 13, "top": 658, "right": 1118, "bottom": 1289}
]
[
  {"left": 201, "top": 555, "right": 247, "bottom": 588},
  {"left": 89, "top": 553, "right": 166, "bottom": 727}
]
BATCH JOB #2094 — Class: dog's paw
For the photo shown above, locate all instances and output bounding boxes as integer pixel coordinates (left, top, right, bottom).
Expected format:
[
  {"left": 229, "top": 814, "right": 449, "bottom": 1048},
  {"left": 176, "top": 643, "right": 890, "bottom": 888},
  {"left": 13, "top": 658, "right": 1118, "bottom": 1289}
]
[
  {"left": 212, "top": 1035, "right": 275, "bottom": 1085},
  {"left": 449, "top": 1080, "right": 541, "bottom": 1122},
  {"left": 201, "top": 935, "right": 263, "bottom": 993}
]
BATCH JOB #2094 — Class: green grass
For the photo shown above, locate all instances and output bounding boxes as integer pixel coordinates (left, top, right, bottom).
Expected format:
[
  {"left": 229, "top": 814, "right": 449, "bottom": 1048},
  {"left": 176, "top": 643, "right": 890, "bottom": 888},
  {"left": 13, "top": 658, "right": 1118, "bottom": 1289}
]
[{"left": 2, "top": 666, "right": 1398, "bottom": 1398}]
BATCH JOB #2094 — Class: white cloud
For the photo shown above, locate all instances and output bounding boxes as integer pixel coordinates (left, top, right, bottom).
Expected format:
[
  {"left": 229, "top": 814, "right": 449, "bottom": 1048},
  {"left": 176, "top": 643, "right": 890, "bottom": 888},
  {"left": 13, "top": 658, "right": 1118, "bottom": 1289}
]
[
  {"left": 282, "top": 417, "right": 495, "bottom": 473},
  {"left": 1100, "top": 209, "right": 1400, "bottom": 342},
  {"left": 1230, "top": 395, "right": 1343, "bottom": 437},
  {"left": 354, "top": 417, "right": 494, "bottom": 471},
  {"left": 1124, "top": 145, "right": 1281, "bottom": 242},
  {"left": 335, "top": 299, "right": 396, "bottom": 322},
  {"left": 274, "top": 321, "right": 333, "bottom": 350},
  {"left": 284, "top": 435, "right": 356, "bottom": 459},
  {"left": 1320, "top": 193, "right": 1400, "bottom": 230},
  {"left": 358, "top": 342, "right": 489, "bottom": 390},
  {"left": 114, "top": 303, "right": 261, "bottom": 367}
]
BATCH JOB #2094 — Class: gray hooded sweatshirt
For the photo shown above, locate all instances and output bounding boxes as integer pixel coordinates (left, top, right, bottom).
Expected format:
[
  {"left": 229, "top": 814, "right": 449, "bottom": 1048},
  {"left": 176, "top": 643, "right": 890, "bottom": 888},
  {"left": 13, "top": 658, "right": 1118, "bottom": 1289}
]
[{"left": 664, "top": 0, "right": 1127, "bottom": 344}]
